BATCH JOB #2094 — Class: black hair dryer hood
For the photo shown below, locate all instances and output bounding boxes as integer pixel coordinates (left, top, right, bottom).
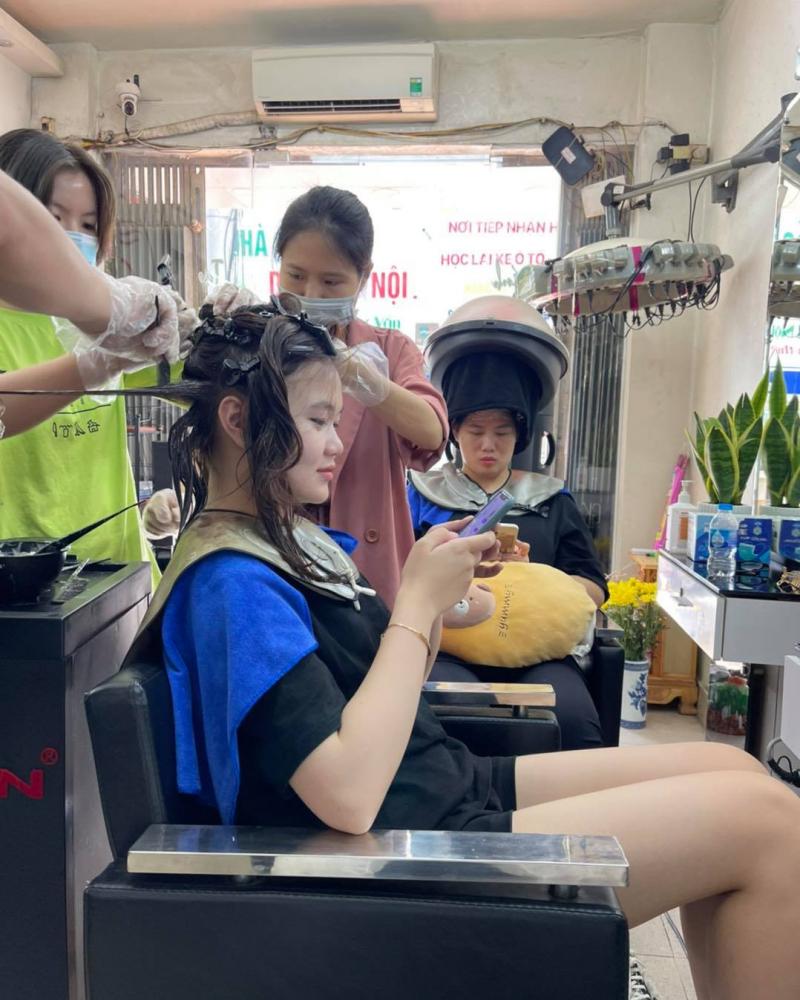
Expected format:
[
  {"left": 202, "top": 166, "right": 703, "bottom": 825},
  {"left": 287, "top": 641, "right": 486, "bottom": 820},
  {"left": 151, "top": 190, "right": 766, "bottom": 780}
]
[{"left": 424, "top": 316, "right": 569, "bottom": 406}]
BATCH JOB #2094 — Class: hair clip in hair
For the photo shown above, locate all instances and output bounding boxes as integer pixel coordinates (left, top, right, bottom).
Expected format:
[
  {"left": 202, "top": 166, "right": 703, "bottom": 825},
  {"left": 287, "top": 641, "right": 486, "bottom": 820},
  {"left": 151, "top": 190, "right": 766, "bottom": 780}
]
[{"left": 221, "top": 355, "right": 261, "bottom": 387}]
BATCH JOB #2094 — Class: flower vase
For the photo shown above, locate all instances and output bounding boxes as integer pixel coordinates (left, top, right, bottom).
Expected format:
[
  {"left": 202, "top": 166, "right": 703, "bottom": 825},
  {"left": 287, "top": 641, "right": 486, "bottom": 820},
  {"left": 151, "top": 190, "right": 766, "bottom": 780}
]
[{"left": 621, "top": 659, "right": 650, "bottom": 729}]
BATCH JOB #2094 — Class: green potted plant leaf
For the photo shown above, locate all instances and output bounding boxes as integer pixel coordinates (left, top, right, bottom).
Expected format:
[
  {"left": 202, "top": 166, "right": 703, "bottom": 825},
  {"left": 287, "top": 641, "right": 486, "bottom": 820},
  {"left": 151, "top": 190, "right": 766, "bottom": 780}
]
[
  {"left": 760, "top": 359, "right": 800, "bottom": 510},
  {"left": 759, "top": 360, "right": 800, "bottom": 562},
  {"left": 686, "top": 372, "right": 767, "bottom": 506}
]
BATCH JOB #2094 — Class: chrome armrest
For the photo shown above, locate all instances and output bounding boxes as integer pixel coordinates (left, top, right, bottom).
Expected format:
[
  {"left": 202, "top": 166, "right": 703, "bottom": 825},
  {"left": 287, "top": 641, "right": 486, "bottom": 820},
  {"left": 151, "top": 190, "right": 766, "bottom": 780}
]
[
  {"left": 423, "top": 680, "right": 555, "bottom": 708},
  {"left": 128, "top": 824, "right": 628, "bottom": 890}
]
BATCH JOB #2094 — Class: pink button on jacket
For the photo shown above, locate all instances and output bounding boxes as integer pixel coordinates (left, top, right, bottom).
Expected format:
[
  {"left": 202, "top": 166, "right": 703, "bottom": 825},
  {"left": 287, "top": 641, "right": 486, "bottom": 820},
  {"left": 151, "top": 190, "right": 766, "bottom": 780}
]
[{"left": 312, "top": 318, "right": 447, "bottom": 608}]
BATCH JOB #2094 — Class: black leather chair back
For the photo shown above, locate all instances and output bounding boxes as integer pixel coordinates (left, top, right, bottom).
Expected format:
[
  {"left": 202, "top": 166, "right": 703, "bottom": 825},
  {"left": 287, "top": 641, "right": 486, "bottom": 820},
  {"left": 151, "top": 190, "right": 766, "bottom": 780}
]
[{"left": 85, "top": 661, "right": 216, "bottom": 859}]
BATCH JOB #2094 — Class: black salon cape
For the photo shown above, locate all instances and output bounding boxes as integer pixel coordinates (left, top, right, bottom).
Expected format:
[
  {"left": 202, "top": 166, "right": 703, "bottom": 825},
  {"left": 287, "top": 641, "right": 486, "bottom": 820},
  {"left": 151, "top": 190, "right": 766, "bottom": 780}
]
[{"left": 407, "top": 482, "right": 609, "bottom": 601}]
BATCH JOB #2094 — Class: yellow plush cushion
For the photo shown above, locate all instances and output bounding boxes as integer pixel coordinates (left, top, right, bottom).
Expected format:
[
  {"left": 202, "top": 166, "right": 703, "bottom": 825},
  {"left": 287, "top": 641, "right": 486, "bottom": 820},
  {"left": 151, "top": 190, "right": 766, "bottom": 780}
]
[{"left": 440, "top": 562, "right": 596, "bottom": 668}]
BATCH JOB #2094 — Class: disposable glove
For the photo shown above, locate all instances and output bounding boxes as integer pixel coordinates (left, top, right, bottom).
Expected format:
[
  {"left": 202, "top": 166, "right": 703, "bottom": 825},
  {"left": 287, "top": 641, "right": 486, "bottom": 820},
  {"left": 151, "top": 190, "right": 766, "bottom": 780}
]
[
  {"left": 332, "top": 338, "right": 391, "bottom": 407},
  {"left": 141, "top": 488, "right": 181, "bottom": 539},
  {"left": 205, "top": 282, "right": 260, "bottom": 317}
]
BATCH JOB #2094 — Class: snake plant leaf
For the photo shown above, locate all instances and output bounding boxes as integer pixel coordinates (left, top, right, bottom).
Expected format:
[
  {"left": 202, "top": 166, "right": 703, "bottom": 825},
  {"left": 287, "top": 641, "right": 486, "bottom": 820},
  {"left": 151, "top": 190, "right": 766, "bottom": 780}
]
[
  {"left": 704, "top": 422, "right": 740, "bottom": 504},
  {"left": 719, "top": 406, "right": 735, "bottom": 439},
  {"left": 763, "top": 416, "right": 792, "bottom": 505},
  {"left": 751, "top": 369, "right": 770, "bottom": 418},
  {"left": 735, "top": 417, "right": 762, "bottom": 503},
  {"left": 787, "top": 464, "right": 800, "bottom": 507},
  {"left": 769, "top": 358, "right": 787, "bottom": 421},
  {"left": 781, "top": 394, "right": 798, "bottom": 436},
  {"left": 736, "top": 393, "right": 756, "bottom": 435}
]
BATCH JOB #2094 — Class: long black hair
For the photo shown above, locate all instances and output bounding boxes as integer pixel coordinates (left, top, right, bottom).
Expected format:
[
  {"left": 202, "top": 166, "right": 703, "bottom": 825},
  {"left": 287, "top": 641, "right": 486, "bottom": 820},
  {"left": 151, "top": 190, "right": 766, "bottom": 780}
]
[
  {"left": 168, "top": 304, "right": 341, "bottom": 581},
  {"left": 274, "top": 186, "right": 374, "bottom": 276}
]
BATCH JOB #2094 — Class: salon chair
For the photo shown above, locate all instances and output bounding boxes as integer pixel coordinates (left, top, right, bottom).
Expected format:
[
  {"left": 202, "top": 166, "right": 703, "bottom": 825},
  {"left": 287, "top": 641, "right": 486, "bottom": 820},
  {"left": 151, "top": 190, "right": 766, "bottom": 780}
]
[
  {"left": 429, "top": 616, "right": 625, "bottom": 751},
  {"left": 83, "top": 659, "right": 630, "bottom": 1000}
]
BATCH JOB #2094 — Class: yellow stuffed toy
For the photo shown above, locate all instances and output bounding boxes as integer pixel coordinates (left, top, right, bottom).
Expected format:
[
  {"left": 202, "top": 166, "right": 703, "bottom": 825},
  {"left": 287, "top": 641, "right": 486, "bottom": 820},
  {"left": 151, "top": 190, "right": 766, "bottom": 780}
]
[{"left": 440, "top": 562, "right": 596, "bottom": 668}]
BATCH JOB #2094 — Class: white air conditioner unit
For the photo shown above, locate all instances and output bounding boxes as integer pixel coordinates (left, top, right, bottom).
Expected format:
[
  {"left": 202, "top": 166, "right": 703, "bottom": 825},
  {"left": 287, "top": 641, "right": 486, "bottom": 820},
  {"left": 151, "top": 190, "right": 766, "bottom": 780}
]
[{"left": 252, "top": 43, "right": 438, "bottom": 124}]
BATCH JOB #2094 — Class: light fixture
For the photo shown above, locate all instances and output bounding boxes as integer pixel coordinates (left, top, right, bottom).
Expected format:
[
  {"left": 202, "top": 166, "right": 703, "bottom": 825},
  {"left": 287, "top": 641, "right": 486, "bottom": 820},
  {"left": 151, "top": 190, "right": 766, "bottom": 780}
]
[{"left": 529, "top": 94, "right": 795, "bottom": 332}]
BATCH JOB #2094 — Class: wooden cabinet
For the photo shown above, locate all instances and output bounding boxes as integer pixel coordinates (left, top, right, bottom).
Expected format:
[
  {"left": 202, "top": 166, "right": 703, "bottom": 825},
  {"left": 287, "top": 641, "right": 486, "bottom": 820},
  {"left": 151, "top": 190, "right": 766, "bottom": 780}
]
[{"left": 632, "top": 553, "right": 698, "bottom": 715}]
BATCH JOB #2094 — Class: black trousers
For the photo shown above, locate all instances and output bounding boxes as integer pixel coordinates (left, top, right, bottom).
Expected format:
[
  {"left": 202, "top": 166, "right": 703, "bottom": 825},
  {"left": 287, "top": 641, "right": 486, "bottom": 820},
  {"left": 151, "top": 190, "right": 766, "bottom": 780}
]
[{"left": 431, "top": 654, "right": 605, "bottom": 752}]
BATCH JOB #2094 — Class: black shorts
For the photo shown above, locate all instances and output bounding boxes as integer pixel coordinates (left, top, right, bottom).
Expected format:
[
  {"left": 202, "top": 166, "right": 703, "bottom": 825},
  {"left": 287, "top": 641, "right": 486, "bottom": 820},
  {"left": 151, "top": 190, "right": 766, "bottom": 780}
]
[{"left": 459, "top": 755, "right": 517, "bottom": 833}]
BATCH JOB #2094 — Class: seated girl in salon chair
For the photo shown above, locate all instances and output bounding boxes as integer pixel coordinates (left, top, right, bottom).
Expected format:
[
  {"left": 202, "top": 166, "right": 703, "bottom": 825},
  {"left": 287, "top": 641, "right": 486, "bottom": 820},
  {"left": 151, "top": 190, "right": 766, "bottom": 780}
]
[{"left": 127, "top": 303, "right": 800, "bottom": 1000}]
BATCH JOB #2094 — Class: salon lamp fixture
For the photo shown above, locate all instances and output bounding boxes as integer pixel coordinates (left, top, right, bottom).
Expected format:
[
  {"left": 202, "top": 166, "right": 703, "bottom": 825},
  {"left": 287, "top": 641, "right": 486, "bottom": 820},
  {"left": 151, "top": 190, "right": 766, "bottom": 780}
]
[{"left": 528, "top": 94, "right": 797, "bottom": 334}]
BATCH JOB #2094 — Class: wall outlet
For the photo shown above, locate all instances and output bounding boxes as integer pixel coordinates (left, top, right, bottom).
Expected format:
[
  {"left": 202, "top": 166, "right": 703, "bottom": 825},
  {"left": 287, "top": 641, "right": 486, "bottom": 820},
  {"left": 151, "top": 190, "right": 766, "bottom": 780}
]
[{"left": 40, "top": 116, "right": 55, "bottom": 133}]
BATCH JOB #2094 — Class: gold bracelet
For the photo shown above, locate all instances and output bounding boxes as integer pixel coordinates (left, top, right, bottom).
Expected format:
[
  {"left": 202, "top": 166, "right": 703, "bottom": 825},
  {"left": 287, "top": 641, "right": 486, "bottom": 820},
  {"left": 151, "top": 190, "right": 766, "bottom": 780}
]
[{"left": 382, "top": 622, "right": 432, "bottom": 657}]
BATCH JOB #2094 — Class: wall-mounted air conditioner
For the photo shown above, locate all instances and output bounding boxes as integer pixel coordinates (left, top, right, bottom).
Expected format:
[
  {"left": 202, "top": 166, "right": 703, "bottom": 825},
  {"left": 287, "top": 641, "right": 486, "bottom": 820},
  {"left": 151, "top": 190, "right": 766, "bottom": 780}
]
[{"left": 252, "top": 43, "right": 438, "bottom": 124}]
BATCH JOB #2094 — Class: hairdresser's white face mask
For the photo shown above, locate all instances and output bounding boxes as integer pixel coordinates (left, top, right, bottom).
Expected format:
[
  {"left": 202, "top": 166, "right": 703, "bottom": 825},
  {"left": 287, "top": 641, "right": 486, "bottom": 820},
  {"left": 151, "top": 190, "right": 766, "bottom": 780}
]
[
  {"left": 66, "top": 230, "right": 99, "bottom": 267},
  {"left": 279, "top": 288, "right": 358, "bottom": 328}
]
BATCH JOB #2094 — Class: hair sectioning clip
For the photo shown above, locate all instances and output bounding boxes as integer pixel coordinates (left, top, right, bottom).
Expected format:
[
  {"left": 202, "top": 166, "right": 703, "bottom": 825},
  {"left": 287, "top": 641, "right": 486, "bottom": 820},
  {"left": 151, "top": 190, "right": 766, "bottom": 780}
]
[{"left": 221, "top": 355, "right": 260, "bottom": 386}]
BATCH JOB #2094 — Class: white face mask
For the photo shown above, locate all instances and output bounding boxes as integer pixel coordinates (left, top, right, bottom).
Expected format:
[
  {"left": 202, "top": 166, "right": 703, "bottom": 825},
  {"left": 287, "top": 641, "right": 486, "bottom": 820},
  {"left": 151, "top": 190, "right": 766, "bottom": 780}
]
[
  {"left": 279, "top": 287, "right": 359, "bottom": 328},
  {"left": 66, "top": 230, "right": 99, "bottom": 267}
]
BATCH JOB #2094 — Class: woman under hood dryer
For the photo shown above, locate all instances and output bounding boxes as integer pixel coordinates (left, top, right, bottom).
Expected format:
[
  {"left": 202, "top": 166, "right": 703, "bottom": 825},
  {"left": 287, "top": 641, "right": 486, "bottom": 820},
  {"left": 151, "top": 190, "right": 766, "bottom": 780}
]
[{"left": 408, "top": 296, "right": 609, "bottom": 750}]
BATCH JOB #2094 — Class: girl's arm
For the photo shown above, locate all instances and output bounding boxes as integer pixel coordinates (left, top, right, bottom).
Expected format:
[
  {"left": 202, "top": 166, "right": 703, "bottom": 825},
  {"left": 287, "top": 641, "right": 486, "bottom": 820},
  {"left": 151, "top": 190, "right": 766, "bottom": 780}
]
[{"left": 289, "top": 527, "right": 492, "bottom": 835}]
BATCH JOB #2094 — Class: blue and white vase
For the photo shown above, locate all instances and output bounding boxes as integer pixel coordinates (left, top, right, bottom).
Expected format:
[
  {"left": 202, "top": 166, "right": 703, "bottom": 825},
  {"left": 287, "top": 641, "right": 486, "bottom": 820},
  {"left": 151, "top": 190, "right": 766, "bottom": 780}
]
[{"left": 621, "top": 659, "right": 650, "bottom": 729}]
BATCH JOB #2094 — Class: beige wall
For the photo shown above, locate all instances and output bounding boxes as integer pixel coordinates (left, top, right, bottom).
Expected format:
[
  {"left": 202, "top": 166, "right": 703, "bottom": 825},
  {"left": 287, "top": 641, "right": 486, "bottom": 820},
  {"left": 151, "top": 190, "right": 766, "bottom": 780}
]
[
  {"left": 33, "top": 36, "right": 644, "bottom": 147},
  {"left": 0, "top": 53, "right": 31, "bottom": 133},
  {"left": 612, "top": 23, "right": 715, "bottom": 571},
  {"left": 690, "top": 0, "right": 800, "bottom": 461}
]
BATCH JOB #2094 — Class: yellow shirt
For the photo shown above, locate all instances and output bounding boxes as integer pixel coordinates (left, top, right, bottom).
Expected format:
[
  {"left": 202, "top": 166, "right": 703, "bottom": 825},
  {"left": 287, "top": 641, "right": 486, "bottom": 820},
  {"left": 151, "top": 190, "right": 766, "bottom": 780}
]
[{"left": 0, "top": 307, "right": 159, "bottom": 586}]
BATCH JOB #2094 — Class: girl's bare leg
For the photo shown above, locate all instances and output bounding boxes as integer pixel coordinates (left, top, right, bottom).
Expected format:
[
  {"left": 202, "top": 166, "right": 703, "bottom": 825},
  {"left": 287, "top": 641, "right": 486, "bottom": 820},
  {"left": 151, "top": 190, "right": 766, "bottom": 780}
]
[
  {"left": 510, "top": 750, "right": 800, "bottom": 1000},
  {"left": 514, "top": 740, "right": 764, "bottom": 807}
]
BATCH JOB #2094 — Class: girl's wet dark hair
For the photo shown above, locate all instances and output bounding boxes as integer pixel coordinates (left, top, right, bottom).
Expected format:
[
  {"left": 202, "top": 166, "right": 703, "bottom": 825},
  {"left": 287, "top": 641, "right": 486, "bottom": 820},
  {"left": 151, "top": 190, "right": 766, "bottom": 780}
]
[
  {"left": 274, "top": 186, "right": 374, "bottom": 276},
  {"left": 0, "top": 128, "right": 116, "bottom": 261},
  {"left": 169, "top": 304, "right": 340, "bottom": 582}
]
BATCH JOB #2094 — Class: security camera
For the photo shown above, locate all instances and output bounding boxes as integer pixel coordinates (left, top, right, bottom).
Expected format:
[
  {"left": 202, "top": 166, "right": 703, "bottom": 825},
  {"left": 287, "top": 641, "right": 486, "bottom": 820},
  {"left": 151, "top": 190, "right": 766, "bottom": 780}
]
[{"left": 116, "top": 77, "right": 141, "bottom": 118}]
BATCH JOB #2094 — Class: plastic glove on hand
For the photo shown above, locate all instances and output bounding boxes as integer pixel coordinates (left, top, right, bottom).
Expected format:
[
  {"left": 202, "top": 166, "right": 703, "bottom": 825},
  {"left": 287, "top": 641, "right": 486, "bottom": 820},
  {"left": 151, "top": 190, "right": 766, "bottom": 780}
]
[
  {"left": 205, "top": 282, "right": 261, "bottom": 317},
  {"left": 163, "top": 288, "right": 200, "bottom": 359},
  {"left": 332, "top": 338, "right": 391, "bottom": 407},
  {"left": 96, "top": 273, "right": 180, "bottom": 363},
  {"left": 142, "top": 488, "right": 181, "bottom": 539},
  {"left": 73, "top": 345, "right": 142, "bottom": 390}
]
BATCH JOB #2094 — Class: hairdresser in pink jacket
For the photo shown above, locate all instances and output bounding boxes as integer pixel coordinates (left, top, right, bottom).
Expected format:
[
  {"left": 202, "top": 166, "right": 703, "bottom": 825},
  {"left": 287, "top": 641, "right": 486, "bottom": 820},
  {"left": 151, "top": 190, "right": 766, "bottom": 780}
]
[{"left": 148, "top": 186, "right": 447, "bottom": 606}]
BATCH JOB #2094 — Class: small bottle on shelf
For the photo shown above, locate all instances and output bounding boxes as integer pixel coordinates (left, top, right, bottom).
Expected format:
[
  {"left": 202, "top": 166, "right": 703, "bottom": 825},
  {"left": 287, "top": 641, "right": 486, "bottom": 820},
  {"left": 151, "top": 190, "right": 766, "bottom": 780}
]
[{"left": 665, "top": 481, "right": 693, "bottom": 555}]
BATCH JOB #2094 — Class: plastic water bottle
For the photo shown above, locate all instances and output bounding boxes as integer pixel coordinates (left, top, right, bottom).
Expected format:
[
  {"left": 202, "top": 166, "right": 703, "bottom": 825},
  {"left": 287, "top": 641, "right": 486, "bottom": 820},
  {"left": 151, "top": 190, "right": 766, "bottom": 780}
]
[{"left": 706, "top": 504, "right": 738, "bottom": 580}]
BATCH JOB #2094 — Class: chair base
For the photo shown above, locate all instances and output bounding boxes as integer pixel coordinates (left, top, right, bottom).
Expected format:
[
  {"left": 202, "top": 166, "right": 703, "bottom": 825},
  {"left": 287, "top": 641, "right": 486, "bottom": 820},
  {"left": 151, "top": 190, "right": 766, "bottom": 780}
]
[{"left": 86, "top": 861, "right": 629, "bottom": 1000}]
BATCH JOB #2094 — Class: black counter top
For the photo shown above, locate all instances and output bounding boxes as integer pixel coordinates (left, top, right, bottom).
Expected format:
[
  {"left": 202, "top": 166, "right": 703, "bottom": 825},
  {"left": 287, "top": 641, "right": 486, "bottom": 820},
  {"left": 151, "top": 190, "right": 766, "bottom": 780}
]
[{"left": 659, "top": 550, "right": 800, "bottom": 602}]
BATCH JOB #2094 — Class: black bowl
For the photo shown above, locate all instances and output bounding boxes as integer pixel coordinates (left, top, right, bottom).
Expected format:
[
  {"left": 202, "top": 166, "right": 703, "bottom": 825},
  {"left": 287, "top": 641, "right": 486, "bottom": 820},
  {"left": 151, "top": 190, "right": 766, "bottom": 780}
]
[{"left": 0, "top": 539, "right": 66, "bottom": 605}]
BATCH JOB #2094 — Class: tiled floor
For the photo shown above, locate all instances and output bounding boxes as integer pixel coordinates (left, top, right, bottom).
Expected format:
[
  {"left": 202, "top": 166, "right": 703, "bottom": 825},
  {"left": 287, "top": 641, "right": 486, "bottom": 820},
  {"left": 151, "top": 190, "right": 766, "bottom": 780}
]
[{"left": 620, "top": 706, "right": 706, "bottom": 1000}]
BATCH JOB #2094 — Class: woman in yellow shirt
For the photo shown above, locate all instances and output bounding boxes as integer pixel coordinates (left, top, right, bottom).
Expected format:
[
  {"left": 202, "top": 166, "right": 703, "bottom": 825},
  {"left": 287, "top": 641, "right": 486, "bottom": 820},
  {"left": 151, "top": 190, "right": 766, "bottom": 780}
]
[{"left": 0, "top": 128, "right": 172, "bottom": 583}]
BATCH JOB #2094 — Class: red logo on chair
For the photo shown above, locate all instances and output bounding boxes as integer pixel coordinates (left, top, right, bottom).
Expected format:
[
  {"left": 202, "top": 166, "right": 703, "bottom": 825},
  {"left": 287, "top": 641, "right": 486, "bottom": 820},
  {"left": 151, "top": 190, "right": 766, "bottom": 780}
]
[{"left": 0, "top": 768, "right": 44, "bottom": 800}]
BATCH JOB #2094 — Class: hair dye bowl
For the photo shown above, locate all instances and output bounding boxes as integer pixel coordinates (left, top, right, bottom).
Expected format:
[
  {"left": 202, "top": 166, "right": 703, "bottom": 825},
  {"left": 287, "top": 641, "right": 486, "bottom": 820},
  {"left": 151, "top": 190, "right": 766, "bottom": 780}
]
[{"left": 0, "top": 539, "right": 66, "bottom": 605}]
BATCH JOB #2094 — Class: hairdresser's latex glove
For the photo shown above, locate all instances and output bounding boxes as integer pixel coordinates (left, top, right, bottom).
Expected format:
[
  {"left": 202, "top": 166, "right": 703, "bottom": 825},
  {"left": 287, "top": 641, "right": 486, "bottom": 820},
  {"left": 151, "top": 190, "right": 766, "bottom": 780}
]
[
  {"left": 163, "top": 287, "right": 200, "bottom": 358},
  {"left": 142, "top": 488, "right": 181, "bottom": 539},
  {"left": 332, "top": 338, "right": 391, "bottom": 407},
  {"left": 205, "top": 282, "right": 260, "bottom": 317},
  {"left": 95, "top": 273, "right": 181, "bottom": 363},
  {"left": 73, "top": 339, "right": 170, "bottom": 391}
]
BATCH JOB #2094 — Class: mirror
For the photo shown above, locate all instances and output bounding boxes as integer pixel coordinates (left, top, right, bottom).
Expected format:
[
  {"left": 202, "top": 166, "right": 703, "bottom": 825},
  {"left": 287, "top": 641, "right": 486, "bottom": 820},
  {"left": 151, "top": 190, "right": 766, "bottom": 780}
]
[{"left": 768, "top": 94, "right": 800, "bottom": 392}]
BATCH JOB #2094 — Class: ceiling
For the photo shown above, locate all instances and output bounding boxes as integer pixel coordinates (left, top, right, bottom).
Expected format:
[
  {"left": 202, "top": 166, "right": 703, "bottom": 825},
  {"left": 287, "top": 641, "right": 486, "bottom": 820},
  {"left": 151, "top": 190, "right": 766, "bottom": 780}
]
[{"left": 3, "top": 0, "right": 725, "bottom": 51}]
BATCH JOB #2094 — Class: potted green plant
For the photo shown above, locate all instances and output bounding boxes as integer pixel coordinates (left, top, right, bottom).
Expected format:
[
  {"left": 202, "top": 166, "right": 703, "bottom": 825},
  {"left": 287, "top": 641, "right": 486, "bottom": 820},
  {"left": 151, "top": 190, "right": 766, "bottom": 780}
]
[
  {"left": 759, "top": 359, "right": 800, "bottom": 562},
  {"left": 686, "top": 371, "right": 768, "bottom": 508},
  {"left": 760, "top": 359, "right": 800, "bottom": 510}
]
